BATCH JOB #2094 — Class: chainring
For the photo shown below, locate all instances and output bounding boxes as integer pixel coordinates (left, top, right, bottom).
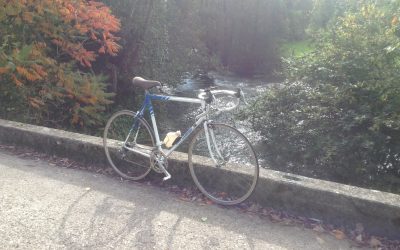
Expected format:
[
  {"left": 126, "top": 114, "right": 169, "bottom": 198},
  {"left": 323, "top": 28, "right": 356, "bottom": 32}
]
[{"left": 150, "top": 151, "right": 168, "bottom": 174}]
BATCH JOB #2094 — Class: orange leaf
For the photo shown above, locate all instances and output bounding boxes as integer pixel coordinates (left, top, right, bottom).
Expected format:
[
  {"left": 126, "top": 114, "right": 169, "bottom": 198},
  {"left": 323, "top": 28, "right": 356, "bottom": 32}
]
[
  {"left": 22, "top": 12, "right": 34, "bottom": 23},
  {"left": 98, "top": 46, "right": 105, "bottom": 54},
  {"left": 312, "top": 225, "right": 325, "bottom": 233},
  {"left": 105, "top": 40, "right": 121, "bottom": 56},
  {"left": 392, "top": 16, "right": 398, "bottom": 26},
  {"left": 29, "top": 101, "right": 40, "bottom": 109},
  {"left": 28, "top": 97, "right": 44, "bottom": 108},
  {"left": 16, "top": 66, "right": 41, "bottom": 81},
  {"left": 11, "top": 75, "right": 23, "bottom": 87},
  {"left": 90, "top": 31, "right": 98, "bottom": 40},
  {"left": 71, "top": 113, "right": 79, "bottom": 125},
  {"left": 369, "top": 237, "right": 382, "bottom": 247},
  {"left": 332, "top": 230, "right": 346, "bottom": 240},
  {"left": 0, "top": 67, "right": 9, "bottom": 74},
  {"left": 32, "top": 65, "right": 47, "bottom": 78}
]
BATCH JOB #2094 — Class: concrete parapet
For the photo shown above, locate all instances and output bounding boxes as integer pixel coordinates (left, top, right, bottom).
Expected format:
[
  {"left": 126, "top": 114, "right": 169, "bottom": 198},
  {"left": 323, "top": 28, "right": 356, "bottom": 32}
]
[{"left": 0, "top": 119, "right": 399, "bottom": 239}]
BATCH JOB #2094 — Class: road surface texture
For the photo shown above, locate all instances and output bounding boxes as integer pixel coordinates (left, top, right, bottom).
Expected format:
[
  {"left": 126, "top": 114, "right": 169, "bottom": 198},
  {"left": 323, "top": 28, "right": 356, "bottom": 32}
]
[{"left": 0, "top": 150, "right": 354, "bottom": 249}]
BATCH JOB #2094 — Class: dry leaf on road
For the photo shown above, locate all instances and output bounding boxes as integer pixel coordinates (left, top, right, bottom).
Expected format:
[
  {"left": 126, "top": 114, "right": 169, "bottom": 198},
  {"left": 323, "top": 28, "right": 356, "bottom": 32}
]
[
  {"left": 332, "top": 230, "right": 346, "bottom": 240},
  {"left": 312, "top": 224, "right": 325, "bottom": 233},
  {"left": 369, "top": 237, "right": 382, "bottom": 247},
  {"left": 316, "top": 236, "right": 325, "bottom": 244}
]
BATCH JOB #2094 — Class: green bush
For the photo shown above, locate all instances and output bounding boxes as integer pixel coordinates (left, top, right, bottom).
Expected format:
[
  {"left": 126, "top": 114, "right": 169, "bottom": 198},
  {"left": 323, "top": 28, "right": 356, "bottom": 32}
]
[{"left": 244, "top": 2, "right": 400, "bottom": 192}]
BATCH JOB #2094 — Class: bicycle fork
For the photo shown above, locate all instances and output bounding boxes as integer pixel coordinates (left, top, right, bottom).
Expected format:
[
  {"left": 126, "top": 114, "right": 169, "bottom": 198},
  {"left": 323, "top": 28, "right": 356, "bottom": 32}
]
[{"left": 204, "top": 121, "right": 225, "bottom": 167}]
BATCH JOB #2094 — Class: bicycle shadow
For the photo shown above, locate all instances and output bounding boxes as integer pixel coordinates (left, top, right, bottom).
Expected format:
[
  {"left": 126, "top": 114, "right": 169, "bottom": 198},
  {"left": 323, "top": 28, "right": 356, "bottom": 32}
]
[{"left": 4, "top": 152, "right": 349, "bottom": 249}]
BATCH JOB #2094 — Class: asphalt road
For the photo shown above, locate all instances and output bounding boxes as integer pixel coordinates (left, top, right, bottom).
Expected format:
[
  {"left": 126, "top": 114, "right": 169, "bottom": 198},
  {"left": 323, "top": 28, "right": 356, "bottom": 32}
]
[{"left": 0, "top": 150, "right": 353, "bottom": 249}]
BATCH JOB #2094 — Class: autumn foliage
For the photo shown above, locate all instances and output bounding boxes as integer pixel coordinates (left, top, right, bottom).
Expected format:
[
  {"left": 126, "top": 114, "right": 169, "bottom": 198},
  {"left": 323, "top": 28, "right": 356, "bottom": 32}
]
[{"left": 0, "top": 0, "right": 121, "bottom": 129}]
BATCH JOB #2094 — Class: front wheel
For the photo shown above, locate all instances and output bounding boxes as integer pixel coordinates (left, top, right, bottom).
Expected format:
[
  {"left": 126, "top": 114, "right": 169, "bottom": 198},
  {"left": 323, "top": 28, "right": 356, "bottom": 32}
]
[
  {"left": 103, "top": 110, "right": 155, "bottom": 180},
  {"left": 188, "top": 123, "right": 259, "bottom": 205}
]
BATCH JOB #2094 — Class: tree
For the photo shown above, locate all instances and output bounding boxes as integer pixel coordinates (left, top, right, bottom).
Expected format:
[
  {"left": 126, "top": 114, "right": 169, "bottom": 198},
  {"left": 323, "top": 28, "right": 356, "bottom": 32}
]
[
  {"left": 243, "top": 1, "right": 400, "bottom": 192},
  {"left": 0, "top": 0, "right": 121, "bottom": 131}
]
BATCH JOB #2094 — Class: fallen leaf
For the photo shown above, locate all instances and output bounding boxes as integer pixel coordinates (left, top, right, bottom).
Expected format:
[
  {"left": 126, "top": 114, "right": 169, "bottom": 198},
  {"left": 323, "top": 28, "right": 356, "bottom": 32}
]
[
  {"left": 270, "top": 214, "right": 282, "bottom": 222},
  {"left": 316, "top": 236, "right": 325, "bottom": 244},
  {"left": 218, "top": 192, "right": 228, "bottom": 198},
  {"left": 369, "top": 237, "right": 382, "bottom": 247},
  {"left": 205, "top": 199, "right": 213, "bottom": 205},
  {"left": 261, "top": 208, "right": 270, "bottom": 216},
  {"left": 332, "top": 230, "right": 346, "bottom": 240},
  {"left": 179, "top": 196, "right": 190, "bottom": 202},
  {"left": 247, "top": 203, "right": 260, "bottom": 213},
  {"left": 313, "top": 225, "right": 325, "bottom": 233},
  {"left": 281, "top": 218, "right": 293, "bottom": 226}
]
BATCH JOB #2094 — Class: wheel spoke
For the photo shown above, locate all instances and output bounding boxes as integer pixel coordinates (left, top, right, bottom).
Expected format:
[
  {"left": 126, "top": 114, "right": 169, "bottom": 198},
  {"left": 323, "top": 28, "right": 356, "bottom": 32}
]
[
  {"left": 104, "top": 111, "right": 154, "bottom": 180},
  {"left": 188, "top": 123, "right": 259, "bottom": 205}
]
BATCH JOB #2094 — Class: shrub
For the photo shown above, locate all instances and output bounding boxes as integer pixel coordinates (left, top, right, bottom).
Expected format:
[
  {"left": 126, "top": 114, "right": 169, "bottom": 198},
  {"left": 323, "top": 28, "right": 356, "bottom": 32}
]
[
  {"left": 0, "top": 0, "right": 120, "bottom": 132},
  {"left": 244, "top": 2, "right": 400, "bottom": 191}
]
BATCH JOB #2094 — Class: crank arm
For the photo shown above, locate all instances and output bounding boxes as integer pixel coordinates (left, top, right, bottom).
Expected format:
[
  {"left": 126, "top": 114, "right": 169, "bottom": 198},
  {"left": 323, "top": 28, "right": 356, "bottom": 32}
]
[{"left": 156, "top": 161, "right": 171, "bottom": 181}]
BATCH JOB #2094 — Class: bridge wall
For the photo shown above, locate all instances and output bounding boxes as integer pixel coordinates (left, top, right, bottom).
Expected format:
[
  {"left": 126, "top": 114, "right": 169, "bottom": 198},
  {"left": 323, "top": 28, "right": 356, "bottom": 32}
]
[{"left": 0, "top": 119, "right": 399, "bottom": 239}]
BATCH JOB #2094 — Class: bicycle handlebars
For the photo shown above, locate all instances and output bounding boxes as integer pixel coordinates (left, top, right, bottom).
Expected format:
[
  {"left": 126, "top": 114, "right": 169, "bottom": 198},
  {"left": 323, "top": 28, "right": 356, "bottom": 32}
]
[
  {"left": 198, "top": 88, "right": 247, "bottom": 112},
  {"left": 153, "top": 81, "right": 248, "bottom": 112}
]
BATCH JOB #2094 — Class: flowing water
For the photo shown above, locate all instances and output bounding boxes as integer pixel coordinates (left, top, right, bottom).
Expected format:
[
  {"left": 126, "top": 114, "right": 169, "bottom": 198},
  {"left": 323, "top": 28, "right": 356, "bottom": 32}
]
[{"left": 159, "top": 72, "right": 273, "bottom": 168}]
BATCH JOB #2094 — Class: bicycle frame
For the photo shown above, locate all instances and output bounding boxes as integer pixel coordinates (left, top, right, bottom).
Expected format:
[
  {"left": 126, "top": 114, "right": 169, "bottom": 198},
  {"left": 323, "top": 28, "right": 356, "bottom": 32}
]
[{"left": 125, "top": 90, "right": 210, "bottom": 158}]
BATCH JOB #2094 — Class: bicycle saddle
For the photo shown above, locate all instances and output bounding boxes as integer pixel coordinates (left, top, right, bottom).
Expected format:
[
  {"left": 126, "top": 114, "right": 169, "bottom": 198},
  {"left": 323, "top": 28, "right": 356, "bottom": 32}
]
[{"left": 132, "top": 77, "right": 161, "bottom": 89}]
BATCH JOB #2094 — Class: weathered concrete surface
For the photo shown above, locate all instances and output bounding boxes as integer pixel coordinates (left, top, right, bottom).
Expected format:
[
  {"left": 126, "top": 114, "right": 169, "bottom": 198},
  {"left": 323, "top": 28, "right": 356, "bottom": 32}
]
[
  {"left": 0, "top": 151, "right": 353, "bottom": 249},
  {"left": 0, "top": 118, "right": 399, "bottom": 239}
]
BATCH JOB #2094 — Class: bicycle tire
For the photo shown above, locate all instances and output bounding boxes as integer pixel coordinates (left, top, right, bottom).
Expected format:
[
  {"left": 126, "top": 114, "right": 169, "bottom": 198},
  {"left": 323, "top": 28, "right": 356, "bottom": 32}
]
[
  {"left": 188, "top": 122, "right": 259, "bottom": 205},
  {"left": 103, "top": 110, "right": 155, "bottom": 180}
]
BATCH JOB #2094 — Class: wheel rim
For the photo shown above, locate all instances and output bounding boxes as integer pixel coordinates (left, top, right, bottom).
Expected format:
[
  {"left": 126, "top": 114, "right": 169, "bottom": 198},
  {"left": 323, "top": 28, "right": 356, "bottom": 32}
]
[
  {"left": 189, "top": 123, "right": 259, "bottom": 205},
  {"left": 104, "top": 111, "right": 154, "bottom": 180}
]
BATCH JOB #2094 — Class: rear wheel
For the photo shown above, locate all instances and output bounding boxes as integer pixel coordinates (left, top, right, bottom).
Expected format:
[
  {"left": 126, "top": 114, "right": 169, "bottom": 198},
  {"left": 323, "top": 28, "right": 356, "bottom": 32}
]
[
  {"left": 188, "top": 123, "right": 259, "bottom": 205},
  {"left": 103, "top": 110, "right": 155, "bottom": 180}
]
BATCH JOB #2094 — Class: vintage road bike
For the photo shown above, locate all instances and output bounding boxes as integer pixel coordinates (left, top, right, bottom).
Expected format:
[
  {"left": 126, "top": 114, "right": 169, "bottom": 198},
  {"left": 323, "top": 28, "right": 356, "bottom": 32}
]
[{"left": 103, "top": 77, "right": 259, "bottom": 205}]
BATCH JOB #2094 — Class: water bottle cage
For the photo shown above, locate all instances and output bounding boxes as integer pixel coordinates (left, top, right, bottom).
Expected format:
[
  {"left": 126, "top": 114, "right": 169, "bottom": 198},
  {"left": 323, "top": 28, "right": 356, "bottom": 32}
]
[{"left": 172, "top": 136, "right": 181, "bottom": 146}]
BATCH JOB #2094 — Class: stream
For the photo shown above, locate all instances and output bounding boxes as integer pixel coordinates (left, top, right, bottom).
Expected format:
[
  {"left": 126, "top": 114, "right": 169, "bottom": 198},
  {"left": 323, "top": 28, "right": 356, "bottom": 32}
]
[{"left": 159, "top": 72, "right": 273, "bottom": 168}]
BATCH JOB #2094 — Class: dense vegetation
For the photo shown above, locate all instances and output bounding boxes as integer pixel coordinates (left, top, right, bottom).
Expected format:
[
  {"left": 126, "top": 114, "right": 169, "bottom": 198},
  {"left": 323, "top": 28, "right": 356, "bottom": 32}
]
[
  {"left": 0, "top": 0, "right": 313, "bottom": 129},
  {"left": 244, "top": 1, "right": 400, "bottom": 192},
  {"left": 1, "top": 0, "right": 399, "bottom": 192},
  {"left": 0, "top": 0, "right": 120, "bottom": 132}
]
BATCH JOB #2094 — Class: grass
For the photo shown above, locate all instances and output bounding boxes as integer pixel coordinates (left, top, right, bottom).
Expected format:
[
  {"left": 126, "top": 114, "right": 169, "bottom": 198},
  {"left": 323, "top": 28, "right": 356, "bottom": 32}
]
[{"left": 281, "top": 40, "right": 315, "bottom": 57}]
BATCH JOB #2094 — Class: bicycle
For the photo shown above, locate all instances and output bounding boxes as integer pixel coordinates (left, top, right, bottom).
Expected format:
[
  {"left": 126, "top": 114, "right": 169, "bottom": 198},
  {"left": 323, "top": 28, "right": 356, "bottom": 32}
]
[{"left": 103, "top": 76, "right": 259, "bottom": 205}]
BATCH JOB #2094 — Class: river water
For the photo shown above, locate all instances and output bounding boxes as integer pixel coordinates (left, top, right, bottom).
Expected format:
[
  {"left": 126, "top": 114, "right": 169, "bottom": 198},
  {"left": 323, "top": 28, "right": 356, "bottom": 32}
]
[
  {"left": 160, "top": 72, "right": 272, "bottom": 168},
  {"left": 148, "top": 72, "right": 400, "bottom": 194}
]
